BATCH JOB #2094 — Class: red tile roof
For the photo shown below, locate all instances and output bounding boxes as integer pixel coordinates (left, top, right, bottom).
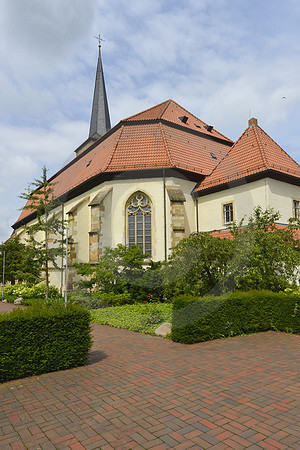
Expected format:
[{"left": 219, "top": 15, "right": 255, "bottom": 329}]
[
  {"left": 209, "top": 223, "right": 300, "bottom": 240},
  {"left": 124, "top": 99, "right": 232, "bottom": 142},
  {"left": 15, "top": 100, "right": 232, "bottom": 227},
  {"left": 195, "top": 122, "right": 300, "bottom": 193}
]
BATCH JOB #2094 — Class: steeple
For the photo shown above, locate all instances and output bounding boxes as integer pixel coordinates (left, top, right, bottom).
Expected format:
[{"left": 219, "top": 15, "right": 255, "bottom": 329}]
[{"left": 89, "top": 37, "right": 111, "bottom": 139}]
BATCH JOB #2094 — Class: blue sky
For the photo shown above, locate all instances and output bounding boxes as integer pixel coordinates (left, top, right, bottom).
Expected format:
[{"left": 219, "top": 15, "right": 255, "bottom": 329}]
[{"left": 0, "top": 0, "right": 300, "bottom": 241}]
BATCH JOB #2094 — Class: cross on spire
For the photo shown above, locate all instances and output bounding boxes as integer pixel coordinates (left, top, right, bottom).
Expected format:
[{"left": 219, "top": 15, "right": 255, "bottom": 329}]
[{"left": 94, "top": 34, "right": 105, "bottom": 48}]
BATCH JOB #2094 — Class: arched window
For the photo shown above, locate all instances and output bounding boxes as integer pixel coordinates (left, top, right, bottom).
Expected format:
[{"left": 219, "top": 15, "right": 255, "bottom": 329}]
[{"left": 127, "top": 192, "right": 152, "bottom": 255}]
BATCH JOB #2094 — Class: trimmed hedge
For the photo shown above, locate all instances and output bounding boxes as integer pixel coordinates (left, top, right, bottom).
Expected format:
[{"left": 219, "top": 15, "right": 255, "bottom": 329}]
[
  {"left": 171, "top": 291, "right": 300, "bottom": 344},
  {"left": 0, "top": 304, "right": 92, "bottom": 382}
]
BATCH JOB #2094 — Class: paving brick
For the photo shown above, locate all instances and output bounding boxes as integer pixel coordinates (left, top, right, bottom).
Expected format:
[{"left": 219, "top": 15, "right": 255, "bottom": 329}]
[{"left": 0, "top": 326, "right": 299, "bottom": 450}]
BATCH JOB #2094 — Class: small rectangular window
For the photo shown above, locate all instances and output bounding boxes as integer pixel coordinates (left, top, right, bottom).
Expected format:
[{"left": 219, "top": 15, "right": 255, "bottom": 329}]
[
  {"left": 223, "top": 203, "right": 233, "bottom": 224},
  {"left": 293, "top": 200, "right": 299, "bottom": 219}
]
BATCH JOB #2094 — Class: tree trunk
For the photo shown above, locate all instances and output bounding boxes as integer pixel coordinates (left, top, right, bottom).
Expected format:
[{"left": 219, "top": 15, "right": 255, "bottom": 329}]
[{"left": 45, "top": 228, "right": 49, "bottom": 299}]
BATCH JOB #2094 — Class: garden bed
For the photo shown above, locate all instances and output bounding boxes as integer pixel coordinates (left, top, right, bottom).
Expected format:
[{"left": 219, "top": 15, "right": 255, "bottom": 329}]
[{"left": 91, "top": 302, "right": 172, "bottom": 334}]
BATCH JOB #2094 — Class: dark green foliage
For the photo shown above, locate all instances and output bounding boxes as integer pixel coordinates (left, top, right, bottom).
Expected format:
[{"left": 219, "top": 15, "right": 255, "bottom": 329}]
[
  {"left": 69, "top": 291, "right": 133, "bottom": 309},
  {"left": 74, "top": 245, "right": 164, "bottom": 302},
  {"left": 171, "top": 291, "right": 300, "bottom": 344},
  {"left": 164, "top": 233, "right": 233, "bottom": 297},
  {"left": 0, "top": 304, "right": 92, "bottom": 382},
  {"left": 20, "top": 166, "right": 67, "bottom": 298},
  {"left": 0, "top": 237, "right": 42, "bottom": 285},
  {"left": 140, "top": 310, "right": 164, "bottom": 326},
  {"left": 224, "top": 207, "right": 300, "bottom": 292}
]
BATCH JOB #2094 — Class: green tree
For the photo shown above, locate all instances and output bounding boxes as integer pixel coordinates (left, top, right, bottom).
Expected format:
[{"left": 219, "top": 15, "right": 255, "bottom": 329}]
[
  {"left": 164, "top": 232, "right": 234, "bottom": 298},
  {"left": 20, "top": 166, "right": 65, "bottom": 298},
  {"left": 74, "top": 244, "right": 164, "bottom": 302},
  {"left": 0, "top": 236, "right": 42, "bottom": 285},
  {"left": 223, "top": 206, "right": 300, "bottom": 292}
]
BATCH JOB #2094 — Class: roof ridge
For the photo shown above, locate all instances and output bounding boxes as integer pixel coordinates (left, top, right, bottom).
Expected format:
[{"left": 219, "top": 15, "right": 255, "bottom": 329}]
[
  {"left": 159, "top": 122, "right": 174, "bottom": 167},
  {"left": 256, "top": 124, "right": 300, "bottom": 168},
  {"left": 103, "top": 124, "right": 125, "bottom": 171},
  {"left": 158, "top": 99, "right": 172, "bottom": 119},
  {"left": 252, "top": 125, "right": 268, "bottom": 168},
  {"left": 164, "top": 99, "right": 232, "bottom": 142},
  {"left": 199, "top": 128, "right": 244, "bottom": 178},
  {"left": 123, "top": 99, "right": 171, "bottom": 121}
]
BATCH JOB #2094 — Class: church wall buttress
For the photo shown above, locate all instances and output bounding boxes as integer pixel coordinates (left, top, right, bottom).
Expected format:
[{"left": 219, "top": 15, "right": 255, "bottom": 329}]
[
  {"left": 167, "top": 186, "right": 186, "bottom": 248},
  {"left": 89, "top": 204, "right": 105, "bottom": 262},
  {"left": 88, "top": 188, "right": 112, "bottom": 263},
  {"left": 170, "top": 202, "right": 185, "bottom": 247}
]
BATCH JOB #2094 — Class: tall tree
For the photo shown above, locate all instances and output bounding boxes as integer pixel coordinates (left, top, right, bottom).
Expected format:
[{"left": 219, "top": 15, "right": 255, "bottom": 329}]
[
  {"left": 164, "top": 233, "right": 234, "bottom": 297},
  {"left": 74, "top": 244, "right": 164, "bottom": 301},
  {"left": 20, "top": 166, "right": 65, "bottom": 298},
  {"left": 223, "top": 206, "right": 300, "bottom": 292},
  {"left": 0, "top": 236, "right": 42, "bottom": 285}
]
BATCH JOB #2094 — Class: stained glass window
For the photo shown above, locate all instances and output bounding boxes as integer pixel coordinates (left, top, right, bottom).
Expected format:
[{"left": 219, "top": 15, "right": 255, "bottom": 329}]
[{"left": 127, "top": 192, "right": 152, "bottom": 255}]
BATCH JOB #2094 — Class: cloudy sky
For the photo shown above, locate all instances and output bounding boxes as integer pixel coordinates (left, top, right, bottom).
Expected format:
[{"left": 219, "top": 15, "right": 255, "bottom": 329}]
[{"left": 1, "top": 0, "right": 300, "bottom": 241}]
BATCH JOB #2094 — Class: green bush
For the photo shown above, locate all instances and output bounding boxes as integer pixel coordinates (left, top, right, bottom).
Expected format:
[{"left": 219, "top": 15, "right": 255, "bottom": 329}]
[
  {"left": 20, "top": 297, "right": 64, "bottom": 307},
  {"left": 91, "top": 302, "right": 172, "bottom": 334},
  {"left": 69, "top": 291, "right": 133, "bottom": 309},
  {"left": 171, "top": 291, "right": 300, "bottom": 344},
  {"left": 94, "top": 291, "right": 133, "bottom": 306},
  {"left": 4, "top": 283, "right": 60, "bottom": 300},
  {"left": 68, "top": 291, "right": 105, "bottom": 309},
  {"left": 0, "top": 304, "right": 92, "bottom": 382}
]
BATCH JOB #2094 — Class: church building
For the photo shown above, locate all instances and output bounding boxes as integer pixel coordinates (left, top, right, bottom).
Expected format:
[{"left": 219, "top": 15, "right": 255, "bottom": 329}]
[{"left": 12, "top": 44, "right": 300, "bottom": 290}]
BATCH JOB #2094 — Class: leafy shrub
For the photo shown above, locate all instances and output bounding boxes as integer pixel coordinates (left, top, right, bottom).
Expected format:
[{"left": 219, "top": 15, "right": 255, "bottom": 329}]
[
  {"left": 284, "top": 286, "right": 300, "bottom": 295},
  {"left": 21, "top": 297, "right": 64, "bottom": 307},
  {"left": 140, "top": 309, "right": 164, "bottom": 326},
  {"left": 171, "top": 291, "right": 300, "bottom": 344},
  {"left": 68, "top": 291, "right": 105, "bottom": 309},
  {"left": 69, "top": 291, "right": 133, "bottom": 308},
  {"left": 0, "top": 304, "right": 92, "bottom": 382},
  {"left": 91, "top": 302, "right": 172, "bottom": 334},
  {"left": 4, "top": 283, "right": 60, "bottom": 300},
  {"left": 93, "top": 291, "right": 133, "bottom": 306},
  {"left": 74, "top": 245, "right": 164, "bottom": 303}
]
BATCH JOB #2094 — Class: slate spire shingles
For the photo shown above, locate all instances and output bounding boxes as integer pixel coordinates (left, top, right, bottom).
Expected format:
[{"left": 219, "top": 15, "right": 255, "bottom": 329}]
[{"left": 88, "top": 44, "right": 111, "bottom": 139}]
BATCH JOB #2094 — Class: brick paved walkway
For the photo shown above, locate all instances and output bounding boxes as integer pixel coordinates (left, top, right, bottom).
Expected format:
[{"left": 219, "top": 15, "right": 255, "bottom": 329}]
[
  {"left": 1, "top": 320, "right": 300, "bottom": 449},
  {"left": 0, "top": 302, "right": 26, "bottom": 313}
]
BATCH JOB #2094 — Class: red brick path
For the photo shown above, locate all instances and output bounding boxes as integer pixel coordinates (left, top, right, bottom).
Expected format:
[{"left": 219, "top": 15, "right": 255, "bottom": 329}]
[
  {"left": 0, "top": 323, "right": 299, "bottom": 449},
  {"left": 0, "top": 302, "right": 26, "bottom": 313}
]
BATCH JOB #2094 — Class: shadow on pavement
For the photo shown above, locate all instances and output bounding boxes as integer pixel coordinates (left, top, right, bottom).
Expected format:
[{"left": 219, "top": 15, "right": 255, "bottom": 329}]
[{"left": 88, "top": 350, "right": 107, "bottom": 365}]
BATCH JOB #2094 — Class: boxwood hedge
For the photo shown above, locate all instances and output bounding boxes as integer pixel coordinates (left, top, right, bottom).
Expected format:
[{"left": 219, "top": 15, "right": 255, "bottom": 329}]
[
  {"left": 0, "top": 304, "right": 92, "bottom": 382},
  {"left": 171, "top": 291, "right": 300, "bottom": 344}
]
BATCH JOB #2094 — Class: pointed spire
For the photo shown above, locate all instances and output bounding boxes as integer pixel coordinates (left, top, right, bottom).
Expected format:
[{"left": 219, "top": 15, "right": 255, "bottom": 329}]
[{"left": 89, "top": 38, "right": 111, "bottom": 139}]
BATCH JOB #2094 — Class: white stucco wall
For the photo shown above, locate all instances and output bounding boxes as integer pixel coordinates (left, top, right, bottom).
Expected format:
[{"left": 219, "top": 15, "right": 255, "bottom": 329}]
[
  {"left": 14, "top": 175, "right": 196, "bottom": 289},
  {"left": 197, "top": 177, "right": 300, "bottom": 231},
  {"left": 198, "top": 178, "right": 269, "bottom": 231},
  {"left": 267, "top": 178, "right": 300, "bottom": 223}
]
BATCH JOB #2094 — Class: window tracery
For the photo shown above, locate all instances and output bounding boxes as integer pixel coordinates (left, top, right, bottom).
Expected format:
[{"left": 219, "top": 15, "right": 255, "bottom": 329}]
[{"left": 127, "top": 192, "right": 152, "bottom": 255}]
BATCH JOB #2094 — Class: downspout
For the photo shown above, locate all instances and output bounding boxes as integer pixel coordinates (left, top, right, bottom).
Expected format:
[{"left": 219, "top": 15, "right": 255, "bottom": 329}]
[
  {"left": 196, "top": 197, "right": 199, "bottom": 233},
  {"left": 163, "top": 168, "right": 167, "bottom": 261},
  {"left": 60, "top": 203, "right": 64, "bottom": 295}
]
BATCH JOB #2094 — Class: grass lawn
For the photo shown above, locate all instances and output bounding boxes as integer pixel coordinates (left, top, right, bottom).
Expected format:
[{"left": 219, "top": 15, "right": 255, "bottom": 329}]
[{"left": 91, "top": 302, "right": 173, "bottom": 335}]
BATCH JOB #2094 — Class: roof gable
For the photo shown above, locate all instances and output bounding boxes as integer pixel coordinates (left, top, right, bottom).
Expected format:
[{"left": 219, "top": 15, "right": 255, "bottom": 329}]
[
  {"left": 195, "top": 121, "right": 300, "bottom": 194},
  {"left": 124, "top": 99, "right": 232, "bottom": 143}
]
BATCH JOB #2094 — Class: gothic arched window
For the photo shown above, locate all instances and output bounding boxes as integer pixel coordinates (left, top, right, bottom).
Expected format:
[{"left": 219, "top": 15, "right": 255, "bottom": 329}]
[{"left": 127, "top": 192, "right": 152, "bottom": 255}]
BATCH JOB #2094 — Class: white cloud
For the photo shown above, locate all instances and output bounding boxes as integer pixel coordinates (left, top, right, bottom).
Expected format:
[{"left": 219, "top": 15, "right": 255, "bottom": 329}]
[{"left": 0, "top": 0, "right": 300, "bottom": 241}]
